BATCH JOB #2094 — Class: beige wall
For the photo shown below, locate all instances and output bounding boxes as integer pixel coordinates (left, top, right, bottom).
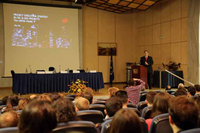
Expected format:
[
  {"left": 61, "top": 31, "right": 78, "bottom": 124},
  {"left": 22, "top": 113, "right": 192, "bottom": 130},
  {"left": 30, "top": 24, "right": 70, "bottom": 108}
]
[{"left": 135, "top": 0, "right": 189, "bottom": 82}]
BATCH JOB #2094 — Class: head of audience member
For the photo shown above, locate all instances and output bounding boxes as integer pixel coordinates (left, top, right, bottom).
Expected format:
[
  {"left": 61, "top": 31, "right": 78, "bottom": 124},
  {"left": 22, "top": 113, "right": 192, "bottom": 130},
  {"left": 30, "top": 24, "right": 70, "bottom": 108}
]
[
  {"left": 178, "top": 83, "right": 184, "bottom": 89},
  {"left": 187, "top": 86, "right": 196, "bottom": 97},
  {"left": 52, "top": 98, "right": 78, "bottom": 123},
  {"left": 2, "top": 97, "right": 14, "bottom": 113},
  {"left": 128, "top": 79, "right": 136, "bottom": 87},
  {"left": 9, "top": 95, "right": 19, "bottom": 106},
  {"left": 145, "top": 91, "right": 157, "bottom": 106},
  {"left": 165, "top": 85, "right": 171, "bottom": 91},
  {"left": 82, "top": 92, "right": 93, "bottom": 104},
  {"left": 19, "top": 101, "right": 57, "bottom": 133},
  {"left": 0, "top": 111, "right": 19, "bottom": 128},
  {"left": 2, "top": 96, "right": 8, "bottom": 105},
  {"left": 74, "top": 97, "right": 90, "bottom": 111},
  {"left": 84, "top": 87, "right": 94, "bottom": 94},
  {"left": 115, "top": 90, "right": 129, "bottom": 108},
  {"left": 174, "top": 88, "right": 187, "bottom": 97},
  {"left": 108, "top": 87, "right": 119, "bottom": 98},
  {"left": 169, "top": 96, "right": 199, "bottom": 133},
  {"left": 58, "top": 93, "right": 65, "bottom": 99},
  {"left": 194, "top": 84, "right": 200, "bottom": 94},
  {"left": 109, "top": 109, "right": 142, "bottom": 133},
  {"left": 16, "top": 98, "right": 30, "bottom": 111},
  {"left": 37, "top": 94, "right": 52, "bottom": 103},
  {"left": 151, "top": 92, "right": 171, "bottom": 118},
  {"left": 49, "top": 93, "right": 61, "bottom": 101},
  {"left": 105, "top": 97, "right": 122, "bottom": 118},
  {"left": 29, "top": 94, "right": 37, "bottom": 101}
]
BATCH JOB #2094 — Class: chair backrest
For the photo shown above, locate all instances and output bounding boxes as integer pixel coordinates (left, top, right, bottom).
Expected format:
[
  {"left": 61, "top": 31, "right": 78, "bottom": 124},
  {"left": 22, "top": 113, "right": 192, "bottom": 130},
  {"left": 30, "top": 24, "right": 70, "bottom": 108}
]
[
  {"left": 127, "top": 102, "right": 136, "bottom": 108},
  {"left": 150, "top": 113, "right": 173, "bottom": 133},
  {"left": 54, "top": 121, "right": 97, "bottom": 133},
  {"left": 0, "top": 127, "right": 18, "bottom": 133},
  {"left": 140, "top": 93, "right": 147, "bottom": 102},
  {"left": 141, "top": 106, "right": 152, "bottom": 119},
  {"left": 180, "top": 128, "right": 200, "bottom": 133},
  {"left": 64, "top": 96, "right": 75, "bottom": 101},
  {"left": 93, "top": 101, "right": 106, "bottom": 105},
  {"left": 77, "top": 110, "right": 104, "bottom": 124},
  {"left": 89, "top": 104, "right": 106, "bottom": 117},
  {"left": 166, "top": 90, "right": 175, "bottom": 94},
  {"left": 100, "top": 117, "right": 148, "bottom": 133},
  {"left": 66, "top": 94, "right": 76, "bottom": 99},
  {"left": 137, "top": 101, "right": 147, "bottom": 114}
]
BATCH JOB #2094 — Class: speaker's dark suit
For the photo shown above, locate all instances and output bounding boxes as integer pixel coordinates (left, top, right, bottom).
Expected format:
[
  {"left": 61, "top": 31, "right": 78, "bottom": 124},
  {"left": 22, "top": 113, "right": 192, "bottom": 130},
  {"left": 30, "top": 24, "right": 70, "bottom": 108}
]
[{"left": 140, "top": 56, "right": 154, "bottom": 89}]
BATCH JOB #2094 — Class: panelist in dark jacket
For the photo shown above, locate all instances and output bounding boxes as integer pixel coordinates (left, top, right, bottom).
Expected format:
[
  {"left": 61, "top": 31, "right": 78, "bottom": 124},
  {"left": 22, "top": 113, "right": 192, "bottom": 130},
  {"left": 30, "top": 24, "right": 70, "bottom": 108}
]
[{"left": 140, "top": 50, "right": 154, "bottom": 89}]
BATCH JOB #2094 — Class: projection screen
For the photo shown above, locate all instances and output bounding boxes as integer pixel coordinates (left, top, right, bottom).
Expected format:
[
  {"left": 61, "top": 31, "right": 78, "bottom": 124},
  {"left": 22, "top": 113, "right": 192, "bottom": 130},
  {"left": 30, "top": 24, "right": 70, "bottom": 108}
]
[{"left": 3, "top": 3, "right": 81, "bottom": 76}]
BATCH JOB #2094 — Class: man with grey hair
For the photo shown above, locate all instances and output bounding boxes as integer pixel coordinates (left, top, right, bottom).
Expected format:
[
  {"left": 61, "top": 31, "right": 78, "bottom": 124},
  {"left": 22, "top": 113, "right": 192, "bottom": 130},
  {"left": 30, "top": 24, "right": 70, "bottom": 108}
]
[{"left": 74, "top": 97, "right": 90, "bottom": 111}]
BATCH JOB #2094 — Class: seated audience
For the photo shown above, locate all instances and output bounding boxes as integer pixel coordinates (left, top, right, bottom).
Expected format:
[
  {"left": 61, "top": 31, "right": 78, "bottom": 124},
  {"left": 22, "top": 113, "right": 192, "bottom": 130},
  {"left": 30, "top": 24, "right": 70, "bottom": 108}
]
[
  {"left": 1, "top": 96, "right": 8, "bottom": 105},
  {"left": 109, "top": 108, "right": 142, "bottom": 133},
  {"left": 104, "top": 97, "right": 122, "bottom": 120},
  {"left": 108, "top": 87, "right": 119, "bottom": 98},
  {"left": 18, "top": 101, "right": 57, "bottom": 133},
  {"left": 169, "top": 96, "right": 199, "bottom": 133},
  {"left": 0, "top": 111, "right": 19, "bottom": 128},
  {"left": 84, "top": 87, "right": 94, "bottom": 94},
  {"left": 174, "top": 88, "right": 187, "bottom": 97},
  {"left": 37, "top": 94, "right": 52, "bottom": 103},
  {"left": 58, "top": 93, "right": 65, "bottom": 99},
  {"left": 16, "top": 98, "right": 30, "bottom": 110},
  {"left": 115, "top": 90, "right": 129, "bottom": 108},
  {"left": 52, "top": 98, "right": 78, "bottom": 123},
  {"left": 194, "top": 84, "right": 200, "bottom": 95},
  {"left": 74, "top": 97, "right": 90, "bottom": 111},
  {"left": 126, "top": 78, "right": 145, "bottom": 105},
  {"left": 83, "top": 92, "right": 93, "bottom": 104},
  {"left": 1, "top": 97, "right": 14, "bottom": 113},
  {"left": 187, "top": 86, "right": 196, "bottom": 97},
  {"left": 145, "top": 91, "right": 157, "bottom": 107},
  {"left": 146, "top": 92, "right": 171, "bottom": 130}
]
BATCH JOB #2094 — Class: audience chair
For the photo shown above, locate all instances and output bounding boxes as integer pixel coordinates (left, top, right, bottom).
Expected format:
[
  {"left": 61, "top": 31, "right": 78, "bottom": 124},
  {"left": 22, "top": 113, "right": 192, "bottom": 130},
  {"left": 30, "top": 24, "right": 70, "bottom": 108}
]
[
  {"left": 140, "top": 93, "right": 147, "bottom": 102},
  {"left": 127, "top": 102, "right": 136, "bottom": 108},
  {"left": 0, "top": 127, "right": 18, "bottom": 133},
  {"left": 64, "top": 96, "right": 74, "bottom": 101},
  {"left": 141, "top": 106, "right": 152, "bottom": 119},
  {"left": 54, "top": 121, "right": 97, "bottom": 133},
  {"left": 77, "top": 110, "right": 104, "bottom": 124},
  {"left": 89, "top": 104, "right": 106, "bottom": 117},
  {"left": 96, "top": 99, "right": 107, "bottom": 101},
  {"left": 166, "top": 90, "right": 175, "bottom": 94},
  {"left": 140, "top": 91, "right": 148, "bottom": 94},
  {"left": 93, "top": 101, "right": 106, "bottom": 105},
  {"left": 127, "top": 108, "right": 141, "bottom": 117},
  {"left": 66, "top": 94, "right": 76, "bottom": 99},
  {"left": 137, "top": 101, "right": 147, "bottom": 114},
  {"left": 140, "top": 117, "right": 148, "bottom": 133},
  {"left": 180, "top": 128, "right": 200, "bottom": 133},
  {"left": 149, "top": 113, "right": 173, "bottom": 133}
]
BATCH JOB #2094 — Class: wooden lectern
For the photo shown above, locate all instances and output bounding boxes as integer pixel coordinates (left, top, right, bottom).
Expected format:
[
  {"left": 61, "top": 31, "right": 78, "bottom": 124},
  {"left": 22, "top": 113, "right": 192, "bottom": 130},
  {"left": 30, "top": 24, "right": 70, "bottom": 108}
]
[{"left": 132, "top": 65, "right": 148, "bottom": 88}]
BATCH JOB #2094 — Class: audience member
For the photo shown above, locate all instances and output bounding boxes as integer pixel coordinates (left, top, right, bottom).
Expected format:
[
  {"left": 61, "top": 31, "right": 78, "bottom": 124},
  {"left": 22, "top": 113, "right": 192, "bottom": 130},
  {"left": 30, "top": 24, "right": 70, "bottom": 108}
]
[
  {"left": 126, "top": 78, "right": 145, "bottom": 105},
  {"left": 108, "top": 87, "right": 119, "bottom": 98},
  {"left": 37, "top": 94, "right": 52, "bottom": 103},
  {"left": 0, "top": 111, "right": 19, "bottom": 128},
  {"left": 187, "top": 86, "right": 196, "bottom": 97},
  {"left": 178, "top": 83, "right": 184, "bottom": 89},
  {"left": 169, "top": 96, "right": 199, "bottom": 133},
  {"left": 18, "top": 101, "right": 57, "bottom": 133},
  {"left": 29, "top": 94, "right": 37, "bottom": 100},
  {"left": 165, "top": 85, "right": 171, "bottom": 91},
  {"left": 174, "top": 88, "right": 187, "bottom": 97},
  {"left": 84, "top": 87, "right": 94, "bottom": 94},
  {"left": 104, "top": 97, "right": 122, "bottom": 120},
  {"left": 115, "top": 90, "right": 129, "bottom": 108},
  {"left": 74, "top": 97, "right": 90, "bottom": 111},
  {"left": 146, "top": 92, "right": 171, "bottom": 130},
  {"left": 1, "top": 96, "right": 8, "bottom": 105},
  {"left": 8, "top": 95, "right": 19, "bottom": 106},
  {"left": 145, "top": 91, "right": 157, "bottom": 106},
  {"left": 194, "top": 84, "right": 200, "bottom": 95},
  {"left": 1, "top": 97, "right": 14, "bottom": 113},
  {"left": 52, "top": 98, "right": 78, "bottom": 123},
  {"left": 83, "top": 92, "right": 93, "bottom": 104},
  {"left": 16, "top": 98, "right": 30, "bottom": 110},
  {"left": 109, "top": 108, "right": 142, "bottom": 133},
  {"left": 49, "top": 93, "right": 61, "bottom": 101}
]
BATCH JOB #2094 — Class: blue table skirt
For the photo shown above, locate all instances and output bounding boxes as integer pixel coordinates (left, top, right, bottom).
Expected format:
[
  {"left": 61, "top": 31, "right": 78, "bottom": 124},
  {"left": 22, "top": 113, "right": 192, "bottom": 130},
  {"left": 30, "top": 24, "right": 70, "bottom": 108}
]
[
  {"left": 12, "top": 73, "right": 104, "bottom": 94},
  {"left": 153, "top": 71, "right": 184, "bottom": 88}
]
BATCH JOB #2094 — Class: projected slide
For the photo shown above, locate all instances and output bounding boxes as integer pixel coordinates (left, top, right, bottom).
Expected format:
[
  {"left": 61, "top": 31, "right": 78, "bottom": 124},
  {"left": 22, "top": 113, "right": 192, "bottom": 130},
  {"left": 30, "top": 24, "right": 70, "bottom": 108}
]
[
  {"left": 12, "top": 13, "right": 71, "bottom": 48},
  {"left": 3, "top": 3, "right": 80, "bottom": 76}
]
